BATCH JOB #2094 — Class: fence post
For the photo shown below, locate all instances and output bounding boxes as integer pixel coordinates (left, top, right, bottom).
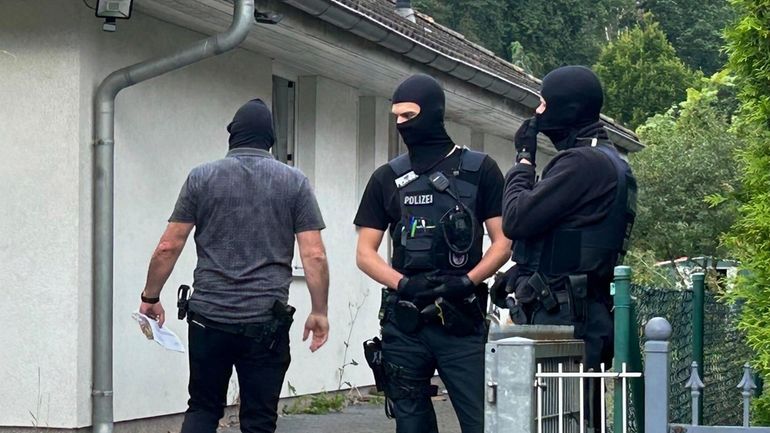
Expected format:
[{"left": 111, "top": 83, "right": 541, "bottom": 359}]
[
  {"left": 692, "top": 272, "right": 705, "bottom": 425},
  {"left": 644, "top": 317, "right": 671, "bottom": 433},
  {"left": 614, "top": 266, "right": 632, "bottom": 431},
  {"left": 685, "top": 361, "right": 705, "bottom": 425},
  {"left": 738, "top": 363, "right": 758, "bottom": 427}
]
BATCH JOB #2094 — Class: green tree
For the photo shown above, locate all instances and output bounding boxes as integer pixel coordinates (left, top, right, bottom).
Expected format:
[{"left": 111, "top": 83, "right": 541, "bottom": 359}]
[
  {"left": 504, "top": 0, "right": 637, "bottom": 76},
  {"left": 412, "top": 0, "right": 508, "bottom": 56},
  {"left": 508, "top": 41, "right": 535, "bottom": 75},
  {"left": 414, "top": 0, "right": 637, "bottom": 76},
  {"left": 722, "top": 0, "right": 770, "bottom": 423},
  {"left": 594, "top": 17, "right": 699, "bottom": 128},
  {"left": 631, "top": 72, "right": 742, "bottom": 269},
  {"left": 641, "top": 0, "right": 735, "bottom": 75}
]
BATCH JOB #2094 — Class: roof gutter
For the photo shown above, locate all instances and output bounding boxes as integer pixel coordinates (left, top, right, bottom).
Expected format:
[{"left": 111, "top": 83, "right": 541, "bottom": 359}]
[
  {"left": 281, "top": 0, "right": 540, "bottom": 107},
  {"left": 281, "top": 0, "right": 642, "bottom": 151},
  {"left": 91, "top": 1, "right": 254, "bottom": 432}
]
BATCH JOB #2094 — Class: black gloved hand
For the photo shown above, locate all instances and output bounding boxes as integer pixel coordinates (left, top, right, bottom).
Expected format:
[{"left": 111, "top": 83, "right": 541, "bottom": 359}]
[
  {"left": 415, "top": 274, "right": 476, "bottom": 301},
  {"left": 489, "top": 266, "right": 519, "bottom": 309},
  {"left": 514, "top": 117, "right": 538, "bottom": 165},
  {"left": 397, "top": 271, "right": 442, "bottom": 300}
]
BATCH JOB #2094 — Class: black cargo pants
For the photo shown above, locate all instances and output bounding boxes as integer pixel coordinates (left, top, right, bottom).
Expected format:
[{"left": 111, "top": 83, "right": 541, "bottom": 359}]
[
  {"left": 180, "top": 317, "right": 291, "bottom": 433},
  {"left": 381, "top": 320, "right": 486, "bottom": 433}
]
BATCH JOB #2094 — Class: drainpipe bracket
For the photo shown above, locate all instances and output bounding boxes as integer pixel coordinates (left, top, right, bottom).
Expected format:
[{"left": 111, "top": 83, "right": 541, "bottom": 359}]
[{"left": 95, "top": 139, "right": 115, "bottom": 147}]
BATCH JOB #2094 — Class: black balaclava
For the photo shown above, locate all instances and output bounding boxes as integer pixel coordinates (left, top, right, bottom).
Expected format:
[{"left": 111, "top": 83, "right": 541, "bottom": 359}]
[
  {"left": 538, "top": 66, "right": 605, "bottom": 151},
  {"left": 392, "top": 74, "right": 454, "bottom": 174},
  {"left": 227, "top": 99, "right": 275, "bottom": 151}
]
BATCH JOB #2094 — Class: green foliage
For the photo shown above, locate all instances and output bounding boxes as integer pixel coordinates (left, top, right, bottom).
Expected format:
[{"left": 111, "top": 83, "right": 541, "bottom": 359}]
[
  {"left": 414, "top": 0, "right": 637, "bottom": 76},
  {"left": 413, "top": 0, "right": 733, "bottom": 79},
  {"left": 282, "top": 391, "right": 347, "bottom": 415},
  {"left": 595, "top": 16, "right": 700, "bottom": 128},
  {"left": 753, "top": 393, "right": 770, "bottom": 425},
  {"left": 624, "top": 249, "right": 676, "bottom": 286},
  {"left": 412, "top": 0, "right": 508, "bottom": 56},
  {"left": 504, "top": 0, "right": 637, "bottom": 76},
  {"left": 723, "top": 0, "right": 770, "bottom": 421},
  {"left": 509, "top": 41, "right": 535, "bottom": 75},
  {"left": 641, "top": 0, "right": 735, "bottom": 74},
  {"left": 630, "top": 72, "right": 742, "bottom": 263}
]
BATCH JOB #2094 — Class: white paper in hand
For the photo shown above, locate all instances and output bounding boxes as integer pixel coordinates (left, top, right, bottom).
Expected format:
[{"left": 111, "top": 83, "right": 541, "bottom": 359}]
[{"left": 132, "top": 312, "right": 185, "bottom": 353}]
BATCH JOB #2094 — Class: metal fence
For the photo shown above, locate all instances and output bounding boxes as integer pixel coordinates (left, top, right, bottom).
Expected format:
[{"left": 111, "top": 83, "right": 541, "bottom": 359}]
[
  {"left": 643, "top": 317, "right": 770, "bottom": 433},
  {"left": 609, "top": 266, "right": 755, "bottom": 431},
  {"left": 630, "top": 283, "right": 754, "bottom": 426},
  {"left": 534, "top": 363, "right": 641, "bottom": 433}
]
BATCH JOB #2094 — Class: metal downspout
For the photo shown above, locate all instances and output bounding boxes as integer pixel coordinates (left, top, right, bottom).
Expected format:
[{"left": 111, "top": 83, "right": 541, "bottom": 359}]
[{"left": 91, "top": 1, "right": 254, "bottom": 432}]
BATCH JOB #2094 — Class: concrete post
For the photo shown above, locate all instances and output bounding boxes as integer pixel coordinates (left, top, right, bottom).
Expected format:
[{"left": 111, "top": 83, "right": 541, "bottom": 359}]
[{"left": 644, "top": 317, "right": 672, "bottom": 433}]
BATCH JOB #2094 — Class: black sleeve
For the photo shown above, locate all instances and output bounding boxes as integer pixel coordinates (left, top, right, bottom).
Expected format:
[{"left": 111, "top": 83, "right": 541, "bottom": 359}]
[
  {"left": 502, "top": 152, "right": 603, "bottom": 240},
  {"left": 169, "top": 170, "right": 198, "bottom": 223},
  {"left": 477, "top": 156, "right": 505, "bottom": 221},
  {"left": 293, "top": 177, "right": 326, "bottom": 233},
  {"left": 353, "top": 171, "right": 390, "bottom": 231}
]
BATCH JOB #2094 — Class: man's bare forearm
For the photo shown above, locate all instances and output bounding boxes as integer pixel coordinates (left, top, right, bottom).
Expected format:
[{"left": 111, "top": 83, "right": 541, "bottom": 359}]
[
  {"left": 467, "top": 239, "right": 512, "bottom": 285},
  {"left": 303, "top": 254, "right": 329, "bottom": 315},
  {"left": 356, "top": 248, "right": 403, "bottom": 290},
  {"left": 143, "top": 247, "right": 183, "bottom": 297}
]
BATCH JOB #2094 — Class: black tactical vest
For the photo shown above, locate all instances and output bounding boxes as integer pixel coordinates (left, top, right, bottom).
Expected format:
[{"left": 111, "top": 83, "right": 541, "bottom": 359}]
[
  {"left": 513, "top": 141, "right": 637, "bottom": 281},
  {"left": 389, "top": 149, "right": 487, "bottom": 276}
]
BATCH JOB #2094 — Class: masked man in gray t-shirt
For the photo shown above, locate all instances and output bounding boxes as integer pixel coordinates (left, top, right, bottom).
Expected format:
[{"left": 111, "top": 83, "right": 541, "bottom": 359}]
[{"left": 138, "top": 99, "right": 329, "bottom": 433}]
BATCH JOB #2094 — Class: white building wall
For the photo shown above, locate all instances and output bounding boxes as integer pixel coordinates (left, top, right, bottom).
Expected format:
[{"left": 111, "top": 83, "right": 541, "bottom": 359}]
[
  {"left": 483, "top": 133, "right": 514, "bottom": 174},
  {"left": 283, "top": 78, "right": 385, "bottom": 398},
  {"left": 484, "top": 132, "right": 555, "bottom": 178},
  {"left": 91, "top": 12, "right": 274, "bottom": 425},
  {"left": 445, "top": 121, "right": 472, "bottom": 148},
  {"left": 0, "top": 1, "right": 84, "bottom": 428},
  {"left": 0, "top": 1, "right": 557, "bottom": 429}
]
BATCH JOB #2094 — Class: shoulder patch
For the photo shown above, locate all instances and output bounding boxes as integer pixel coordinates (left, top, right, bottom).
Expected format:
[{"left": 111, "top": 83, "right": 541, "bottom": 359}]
[
  {"left": 388, "top": 154, "right": 411, "bottom": 177},
  {"left": 459, "top": 149, "right": 486, "bottom": 173}
]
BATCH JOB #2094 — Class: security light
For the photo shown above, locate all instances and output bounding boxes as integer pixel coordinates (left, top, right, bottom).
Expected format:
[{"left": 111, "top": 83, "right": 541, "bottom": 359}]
[
  {"left": 255, "top": 9, "right": 283, "bottom": 25},
  {"left": 94, "top": 0, "right": 132, "bottom": 32},
  {"left": 95, "top": 0, "right": 133, "bottom": 19}
]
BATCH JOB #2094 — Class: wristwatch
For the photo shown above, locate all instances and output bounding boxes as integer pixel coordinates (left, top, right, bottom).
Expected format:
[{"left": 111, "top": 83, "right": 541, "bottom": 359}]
[{"left": 140, "top": 292, "right": 160, "bottom": 304}]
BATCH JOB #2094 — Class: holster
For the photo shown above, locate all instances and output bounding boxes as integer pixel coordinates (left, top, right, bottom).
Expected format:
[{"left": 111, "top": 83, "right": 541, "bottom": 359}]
[
  {"left": 506, "top": 295, "right": 529, "bottom": 325},
  {"left": 177, "top": 284, "right": 191, "bottom": 320},
  {"left": 427, "top": 296, "right": 478, "bottom": 337},
  {"left": 363, "top": 337, "right": 387, "bottom": 393},
  {"left": 529, "top": 272, "right": 560, "bottom": 313},
  {"left": 393, "top": 300, "right": 422, "bottom": 333},
  {"left": 567, "top": 274, "right": 588, "bottom": 336}
]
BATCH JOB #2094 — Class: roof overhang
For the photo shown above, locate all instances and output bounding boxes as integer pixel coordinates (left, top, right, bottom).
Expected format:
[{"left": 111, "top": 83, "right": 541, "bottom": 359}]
[{"left": 133, "top": 0, "right": 643, "bottom": 152}]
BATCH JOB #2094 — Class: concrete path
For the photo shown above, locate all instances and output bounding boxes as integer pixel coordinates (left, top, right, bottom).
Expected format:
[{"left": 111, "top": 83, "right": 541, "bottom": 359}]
[{"left": 219, "top": 396, "right": 461, "bottom": 433}]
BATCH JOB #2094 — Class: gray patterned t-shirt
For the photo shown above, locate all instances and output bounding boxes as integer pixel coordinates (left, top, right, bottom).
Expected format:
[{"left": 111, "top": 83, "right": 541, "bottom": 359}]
[{"left": 170, "top": 147, "right": 325, "bottom": 323}]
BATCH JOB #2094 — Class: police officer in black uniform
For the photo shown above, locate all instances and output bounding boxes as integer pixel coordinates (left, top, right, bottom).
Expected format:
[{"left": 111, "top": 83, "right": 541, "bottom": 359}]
[
  {"left": 355, "top": 74, "right": 511, "bottom": 433},
  {"left": 499, "top": 66, "right": 637, "bottom": 428}
]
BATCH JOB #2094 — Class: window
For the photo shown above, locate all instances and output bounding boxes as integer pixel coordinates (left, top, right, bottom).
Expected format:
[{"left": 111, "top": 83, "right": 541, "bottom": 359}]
[{"left": 272, "top": 76, "right": 295, "bottom": 165}]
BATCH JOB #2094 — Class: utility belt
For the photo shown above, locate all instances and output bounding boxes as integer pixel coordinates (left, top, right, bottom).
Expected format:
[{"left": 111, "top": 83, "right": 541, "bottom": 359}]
[
  {"left": 379, "top": 287, "right": 485, "bottom": 337},
  {"left": 186, "top": 301, "right": 295, "bottom": 349},
  {"left": 499, "top": 270, "right": 590, "bottom": 327}
]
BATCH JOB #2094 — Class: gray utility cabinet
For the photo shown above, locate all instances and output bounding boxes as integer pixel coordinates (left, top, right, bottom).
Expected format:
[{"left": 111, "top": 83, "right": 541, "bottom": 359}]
[{"left": 485, "top": 324, "right": 585, "bottom": 433}]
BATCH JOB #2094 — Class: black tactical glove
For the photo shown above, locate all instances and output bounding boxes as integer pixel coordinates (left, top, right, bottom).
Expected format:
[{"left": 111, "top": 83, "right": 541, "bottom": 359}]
[
  {"left": 397, "top": 271, "right": 442, "bottom": 300},
  {"left": 415, "top": 274, "right": 476, "bottom": 301},
  {"left": 489, "top": 266, "right": 518, "bottom": 309},
  {"left": 514, "top": 117, "right": 538, "bottom": 165}
]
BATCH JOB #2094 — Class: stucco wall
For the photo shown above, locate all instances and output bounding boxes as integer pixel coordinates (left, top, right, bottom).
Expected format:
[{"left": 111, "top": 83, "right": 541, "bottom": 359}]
[{"left": 0, "top": 1, "right": 84, "bottom": 428}]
